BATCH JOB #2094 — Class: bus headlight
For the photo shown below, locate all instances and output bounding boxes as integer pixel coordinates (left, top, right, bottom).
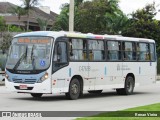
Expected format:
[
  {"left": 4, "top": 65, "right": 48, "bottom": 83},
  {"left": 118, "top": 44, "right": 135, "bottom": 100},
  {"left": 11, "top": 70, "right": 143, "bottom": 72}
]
[{"left": 37, "top": 73, "right": 48, "bottom": 83}]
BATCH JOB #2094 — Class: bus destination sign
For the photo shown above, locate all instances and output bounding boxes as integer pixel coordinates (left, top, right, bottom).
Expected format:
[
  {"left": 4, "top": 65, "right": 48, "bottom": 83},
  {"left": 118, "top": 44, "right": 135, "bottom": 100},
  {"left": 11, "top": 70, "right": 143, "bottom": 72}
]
[{"left": 18, "top": 38, "right": 50, "bottom": 44}]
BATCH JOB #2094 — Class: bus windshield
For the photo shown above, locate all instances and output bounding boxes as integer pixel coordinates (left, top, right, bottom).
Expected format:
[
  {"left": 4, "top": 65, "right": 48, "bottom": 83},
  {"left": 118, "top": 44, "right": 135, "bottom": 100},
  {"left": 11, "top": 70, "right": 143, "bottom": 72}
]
[{"left": 6, "top": 37, "right": 52, "bottom": 73}]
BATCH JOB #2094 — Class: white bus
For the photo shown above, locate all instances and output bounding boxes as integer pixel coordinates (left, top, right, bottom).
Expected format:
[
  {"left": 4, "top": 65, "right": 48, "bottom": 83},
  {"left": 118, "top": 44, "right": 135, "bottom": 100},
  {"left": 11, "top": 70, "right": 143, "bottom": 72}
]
[{"left": 5, "top": 31, "right": 157, "bottom": 100}]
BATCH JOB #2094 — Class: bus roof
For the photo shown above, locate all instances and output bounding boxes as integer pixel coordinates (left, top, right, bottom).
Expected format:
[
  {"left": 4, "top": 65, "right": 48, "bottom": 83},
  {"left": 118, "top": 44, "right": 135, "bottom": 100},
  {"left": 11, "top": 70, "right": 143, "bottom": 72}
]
[{"left": 14, "top": 31, "right": 155, "bottom": 43}]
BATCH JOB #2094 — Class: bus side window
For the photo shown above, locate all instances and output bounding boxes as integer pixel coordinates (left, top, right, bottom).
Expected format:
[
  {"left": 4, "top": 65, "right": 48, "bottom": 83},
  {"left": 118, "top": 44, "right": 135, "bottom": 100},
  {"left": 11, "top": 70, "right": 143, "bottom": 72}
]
[
  {"left": 123, "top": 41, "right": 136, "bottom": 61},
  {"left": 150, "top": 43, "right": 155, "bottom": 61},
  {"left": 88, "top": 40, "right": 105, "bottom": 61},
  {"left": 138, "top": 43, "right": 150, "bottom": 61},
  {"left": 69, "top": 38, "right": 87, "bottom": 61},
  {"left": 107, "top": 41, "right": 121, "bottom": 61}
]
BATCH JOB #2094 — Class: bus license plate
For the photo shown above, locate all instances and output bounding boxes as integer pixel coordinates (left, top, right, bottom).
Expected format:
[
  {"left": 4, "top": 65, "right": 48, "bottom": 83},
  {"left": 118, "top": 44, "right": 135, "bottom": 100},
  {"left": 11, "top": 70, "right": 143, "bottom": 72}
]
[{"left": 19, "top": 85, "right": 27, "bottom": 89}]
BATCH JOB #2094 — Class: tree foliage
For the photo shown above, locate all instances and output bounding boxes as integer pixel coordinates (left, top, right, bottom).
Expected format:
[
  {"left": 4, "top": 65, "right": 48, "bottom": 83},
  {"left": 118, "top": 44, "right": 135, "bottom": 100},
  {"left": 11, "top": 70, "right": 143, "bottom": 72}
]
[
  {"left": 36, "top": 18, "right": 48, "bottom": 31},
  {"left": 53, "top": 4, "right": 69, "bottom": 31},
  {"left": 8, "top": 25, "right": 24, "bottom": 32},
  {"left": 0, "top": 33, "right": 12, "bottom": 53},
  {"left": 11, "top": 6, "right": 27, "bottom": 28},
  {"left": 0, "top": 16, "right": 6, "bottom": 32},
  {"left": 21, "top": 0, "right": 41, "bottom": 31},
  {"left": 122, "top": 3, "right": 160, "bottom": 53},
  {"left": 53, "top": 0, "right": 127, "bottom": 34}
]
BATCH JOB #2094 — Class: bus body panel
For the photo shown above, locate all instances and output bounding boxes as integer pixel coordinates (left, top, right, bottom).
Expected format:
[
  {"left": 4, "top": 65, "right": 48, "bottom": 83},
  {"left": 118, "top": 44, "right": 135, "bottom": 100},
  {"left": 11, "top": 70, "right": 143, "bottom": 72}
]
[{"left": 122, "top": 62, "right": 156, "bottom": 86}]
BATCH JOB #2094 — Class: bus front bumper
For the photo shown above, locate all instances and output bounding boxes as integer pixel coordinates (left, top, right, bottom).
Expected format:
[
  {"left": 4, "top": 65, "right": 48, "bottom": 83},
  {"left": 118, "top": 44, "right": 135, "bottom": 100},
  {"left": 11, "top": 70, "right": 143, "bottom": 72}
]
[{"left": 5, "top": 78, "right": 52, "bottom": 94}]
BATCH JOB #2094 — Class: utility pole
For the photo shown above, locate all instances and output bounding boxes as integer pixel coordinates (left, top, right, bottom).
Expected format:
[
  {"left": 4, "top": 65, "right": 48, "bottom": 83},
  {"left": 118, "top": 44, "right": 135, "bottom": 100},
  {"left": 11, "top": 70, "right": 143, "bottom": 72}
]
[{"left": 69, "top": 0, "right": 74, "bottom": 32}]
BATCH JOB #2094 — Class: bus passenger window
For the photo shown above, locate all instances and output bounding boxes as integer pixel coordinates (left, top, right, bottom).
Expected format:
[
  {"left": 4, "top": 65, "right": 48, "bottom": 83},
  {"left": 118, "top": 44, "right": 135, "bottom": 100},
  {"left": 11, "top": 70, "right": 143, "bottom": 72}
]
[
  {"left": 88, "top": 40, "right": 105, "bottom": 61},
  {"left": 69, "top": 39, "right": 87, "bottom": 61},
  {"left": 123, "top": 42, "right": 136, "bottom": 61},
  {"left": 150, "top": 43, "right": 155, "bottom": 61},
  {"left": 137, "top": 43, "right": 150, "bottom": 61},
  {"left": 107, "top": 41, "right": 121, "bottom": 61}
]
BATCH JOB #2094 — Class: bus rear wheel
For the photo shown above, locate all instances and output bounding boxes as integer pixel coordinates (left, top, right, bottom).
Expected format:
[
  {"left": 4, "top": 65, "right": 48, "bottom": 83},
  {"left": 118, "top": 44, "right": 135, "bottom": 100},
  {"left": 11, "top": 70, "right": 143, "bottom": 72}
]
[
  {"left": 65, "top": 78, "right": 80, "bottom": 100},
  {"left": 88, "top": 90, "right": 102, "bottom": 94},
  {"left": 31, "top": 93, "right": 43, "bottom": 98},
  {"left": 116, "top": 76, "right": 134, "bottom": 95}
]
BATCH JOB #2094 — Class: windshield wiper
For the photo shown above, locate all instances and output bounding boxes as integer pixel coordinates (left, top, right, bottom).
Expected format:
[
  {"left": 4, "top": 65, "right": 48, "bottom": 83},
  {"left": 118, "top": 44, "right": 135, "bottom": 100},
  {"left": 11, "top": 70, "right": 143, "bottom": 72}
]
[
  {"left": 13, "top": 46, "right": 27, "bottom": 70},
  {"left": 31, "top": 45, "right": 35, "bottom": 70}
]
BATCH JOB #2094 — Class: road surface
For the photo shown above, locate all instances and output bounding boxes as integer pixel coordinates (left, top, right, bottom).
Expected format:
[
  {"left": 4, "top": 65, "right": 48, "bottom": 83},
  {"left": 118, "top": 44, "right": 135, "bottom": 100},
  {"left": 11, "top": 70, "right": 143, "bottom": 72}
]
[{"left": 0, "top": 82, "right": 160, "bottom": 119}]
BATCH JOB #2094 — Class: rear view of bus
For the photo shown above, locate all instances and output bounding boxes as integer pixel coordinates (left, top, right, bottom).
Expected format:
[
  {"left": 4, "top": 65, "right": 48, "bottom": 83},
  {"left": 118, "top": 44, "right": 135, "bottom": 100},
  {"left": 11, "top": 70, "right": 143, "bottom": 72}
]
[{"left": 5, "top": 32, "right": 53, "bottom": 98}]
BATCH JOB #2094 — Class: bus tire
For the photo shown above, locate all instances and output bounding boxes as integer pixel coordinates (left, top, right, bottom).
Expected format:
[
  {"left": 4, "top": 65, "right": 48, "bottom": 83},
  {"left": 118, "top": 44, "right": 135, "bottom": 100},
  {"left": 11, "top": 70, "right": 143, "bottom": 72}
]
[
  {"left": 88, "top": 90, "right": 102, "bottom": 94},
  {"left": 116, "top": 76, "right": 134, "bottom": 95},
  {"left": 31, "top": 93, "right": 43, "bottom": 98},
  {"left": 65, "top": 78, "right": 80, "bottom": 100}
]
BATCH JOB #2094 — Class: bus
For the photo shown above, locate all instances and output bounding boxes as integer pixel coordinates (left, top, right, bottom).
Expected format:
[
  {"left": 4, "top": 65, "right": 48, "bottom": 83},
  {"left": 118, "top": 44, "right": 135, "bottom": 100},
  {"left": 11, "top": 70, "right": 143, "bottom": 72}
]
[{"left": 5, "top": 31, "right": 157, "bottom": 100}]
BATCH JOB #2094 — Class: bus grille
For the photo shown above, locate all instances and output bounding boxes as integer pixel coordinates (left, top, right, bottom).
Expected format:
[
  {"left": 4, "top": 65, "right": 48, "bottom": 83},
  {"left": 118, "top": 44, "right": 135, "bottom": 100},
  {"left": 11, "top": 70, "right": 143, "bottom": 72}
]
[{"left": 12, "top": 79, "right": 37, "bottom": 84}]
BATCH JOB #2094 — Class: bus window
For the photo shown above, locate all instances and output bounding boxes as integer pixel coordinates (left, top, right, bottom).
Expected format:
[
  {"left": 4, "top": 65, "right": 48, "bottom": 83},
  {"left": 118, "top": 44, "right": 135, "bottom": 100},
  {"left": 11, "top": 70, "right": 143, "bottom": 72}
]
[
  {"left": 107, "top": 41, "right": 121, "bottom": 61},
  {"left": 150, "top": 43, "right": 155, "bottom": 61},
  {"left": 52, "top": 41, "right": 68, "bottom": 72},
  {"left": 69, "top": 39, "right": 87, "bottom": 61},
  {"left": 137, "top": 43, "right": 150, "bottom": 61},
  {"left": 88, "top": 40, "right": 105, "bottom": 61},
  {"left": 123, "top": 42, "right": 136, "bottom": 61}
]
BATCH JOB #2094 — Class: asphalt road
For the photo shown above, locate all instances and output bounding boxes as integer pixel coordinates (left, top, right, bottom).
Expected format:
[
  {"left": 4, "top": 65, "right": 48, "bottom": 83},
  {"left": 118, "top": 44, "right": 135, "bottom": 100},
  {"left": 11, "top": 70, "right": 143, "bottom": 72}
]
[
  {"left": 1, "top": 82, "right": 160, "bottom": 111},
  {"left": 0, "top": 82, "right": 160, "bottom": 119}
]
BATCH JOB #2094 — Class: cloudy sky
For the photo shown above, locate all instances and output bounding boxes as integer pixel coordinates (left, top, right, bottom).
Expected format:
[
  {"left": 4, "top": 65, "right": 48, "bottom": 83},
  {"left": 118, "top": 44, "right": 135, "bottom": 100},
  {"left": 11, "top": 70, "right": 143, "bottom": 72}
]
[{"left": 0, "top": 0, "right": 160, "bottom": 19}]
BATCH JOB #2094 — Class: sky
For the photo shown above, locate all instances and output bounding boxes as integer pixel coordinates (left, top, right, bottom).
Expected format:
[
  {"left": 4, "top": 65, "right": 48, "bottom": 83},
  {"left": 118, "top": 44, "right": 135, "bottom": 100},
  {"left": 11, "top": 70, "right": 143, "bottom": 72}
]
[{"left": 0, "top": 0, "right": 160, "bottom": 20}]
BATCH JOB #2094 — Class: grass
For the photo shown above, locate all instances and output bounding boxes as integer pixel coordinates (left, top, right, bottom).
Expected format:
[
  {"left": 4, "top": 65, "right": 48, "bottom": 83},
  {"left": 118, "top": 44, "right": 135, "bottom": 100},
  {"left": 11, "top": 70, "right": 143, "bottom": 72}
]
[{"left": 76, "top": 103, "right": 160, "bottom": 120}]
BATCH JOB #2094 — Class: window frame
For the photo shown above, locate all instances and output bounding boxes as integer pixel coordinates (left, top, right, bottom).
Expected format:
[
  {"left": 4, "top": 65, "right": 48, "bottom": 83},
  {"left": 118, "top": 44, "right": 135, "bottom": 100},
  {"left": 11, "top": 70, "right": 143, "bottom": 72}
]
[
  {"left": 68, "top": 37, "right": 88, "bottom": 62},
  {"left": 106, "top": 40, "right": 122, "bottom": 62},
  {"left": 88, "top": 39, "right": 106, "bottom": 62},
  {"left": 137, "top": 42, "right": 150, "bottom": 62},
  {"left": 149, "top": 43, "right": 156, "bottom": 62},
  {"left": 122, "top": 41, "right": 137, "bottom": 62}
]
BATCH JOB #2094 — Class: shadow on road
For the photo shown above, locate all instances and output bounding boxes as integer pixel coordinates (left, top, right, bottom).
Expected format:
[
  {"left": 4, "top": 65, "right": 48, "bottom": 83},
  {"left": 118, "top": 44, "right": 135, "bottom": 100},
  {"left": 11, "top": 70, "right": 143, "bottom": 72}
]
[{"left": 10, "top": 91, "right": 152, "bottom": 102}]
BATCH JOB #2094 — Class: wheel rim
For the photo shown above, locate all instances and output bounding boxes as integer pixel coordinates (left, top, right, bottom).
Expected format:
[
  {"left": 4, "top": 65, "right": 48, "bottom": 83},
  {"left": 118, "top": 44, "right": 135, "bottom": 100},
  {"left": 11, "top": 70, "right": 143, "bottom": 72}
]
[
  {"left": 71, "top": 83, "right": 78, "bottom": 95},
  {"left": 126, "top": 78, "right": 133, "bottom": 92}
]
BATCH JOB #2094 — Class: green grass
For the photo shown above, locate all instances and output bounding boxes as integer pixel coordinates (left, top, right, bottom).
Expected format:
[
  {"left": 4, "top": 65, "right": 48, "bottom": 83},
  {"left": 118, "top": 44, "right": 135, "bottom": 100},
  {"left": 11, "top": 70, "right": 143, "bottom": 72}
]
[{"left": 76, "top": 103, "right": 160, "bottom": 120}]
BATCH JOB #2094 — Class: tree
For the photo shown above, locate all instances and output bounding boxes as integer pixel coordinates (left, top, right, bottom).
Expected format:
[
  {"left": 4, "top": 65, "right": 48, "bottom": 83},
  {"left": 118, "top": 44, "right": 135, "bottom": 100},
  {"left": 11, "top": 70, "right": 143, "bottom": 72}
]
[
  {"left": 75, "top": 0, "right": 83, "bottom": 7},
  {"left": 11, "top": 6, "right": 26, "bottom": 28},
  {"left": 0, "top": 16, "right": 6, "bottom": 32},
  {"left": 36, "top": 18, "right": 48, "bottom": 31},
  {"left": 21, "top": 0, "right": 41, "bottom": 31},
  {"left": 53, "top": 4, "right": 69, "bottom": 31},
  {"left": 53, "top": 0, "right": 126, "bottom": 34},
  {"left": 0, "top": 32, "right": 12, "bottom": 54},
  {"left": 122, "top": 3, "right": 160, "bottom": 53}
]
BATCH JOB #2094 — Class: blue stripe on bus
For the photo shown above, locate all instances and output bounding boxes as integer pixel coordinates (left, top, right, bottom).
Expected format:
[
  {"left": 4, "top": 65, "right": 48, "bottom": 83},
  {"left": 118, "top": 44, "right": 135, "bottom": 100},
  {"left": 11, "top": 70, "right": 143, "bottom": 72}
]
[
  {"left": 150, "top": 62, "right": 152, "bottom": 66},
  {"left": 104, "top": 67, "right": 107, "bottom": 75},
  {"left": 69, "top": 68, "right": 71, "bottom": 77},
  {"left": 139, "top": 67, "right": 141, "bottom": 74}
]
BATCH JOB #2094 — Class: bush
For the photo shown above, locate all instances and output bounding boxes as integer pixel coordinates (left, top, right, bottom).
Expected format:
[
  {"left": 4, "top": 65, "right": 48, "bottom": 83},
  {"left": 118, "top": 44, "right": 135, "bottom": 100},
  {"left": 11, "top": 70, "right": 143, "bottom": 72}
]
[
  {"left": 8, "top": 25, "right": 24, "bottom": 32},
  {"left": 0, "top": 54, "right": 7, "bottom": 71}
]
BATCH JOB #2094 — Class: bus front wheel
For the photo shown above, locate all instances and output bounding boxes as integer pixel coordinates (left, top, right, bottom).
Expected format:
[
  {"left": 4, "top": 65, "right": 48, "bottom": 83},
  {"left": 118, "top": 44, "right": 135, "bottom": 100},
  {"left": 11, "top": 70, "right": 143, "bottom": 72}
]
[
  {"left": 116, "top": 76, "right": 134, "bottom": 95},
  {"left": 30, "top": 93, "right": 43, "bottom": 98},
  {"left": 65, "top": 78, "right": 80, "bottom": 100}
]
